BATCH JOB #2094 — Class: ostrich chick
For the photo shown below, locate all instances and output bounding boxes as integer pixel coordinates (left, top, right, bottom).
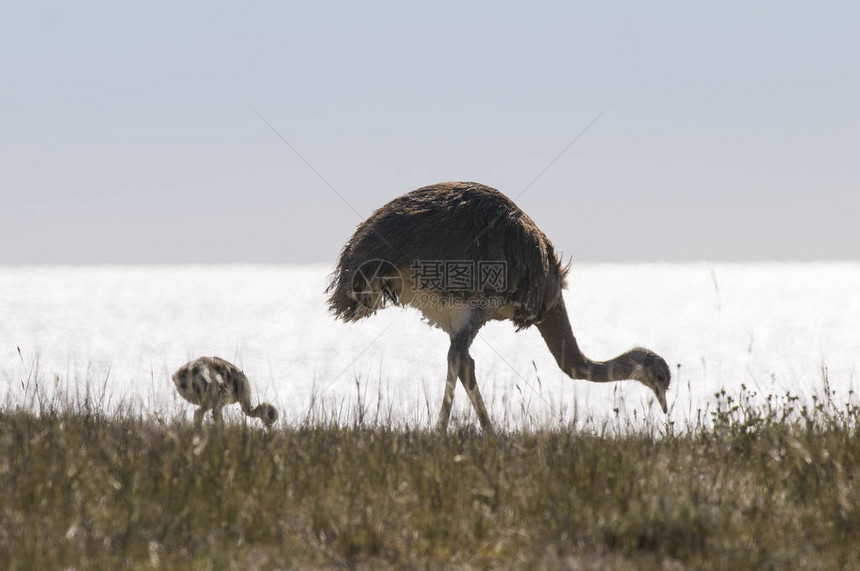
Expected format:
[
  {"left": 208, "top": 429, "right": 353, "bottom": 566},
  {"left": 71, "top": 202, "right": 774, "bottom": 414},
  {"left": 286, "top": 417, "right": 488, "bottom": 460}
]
[{"left": 172, "top": 356, "right": 278, "bottom": 427}]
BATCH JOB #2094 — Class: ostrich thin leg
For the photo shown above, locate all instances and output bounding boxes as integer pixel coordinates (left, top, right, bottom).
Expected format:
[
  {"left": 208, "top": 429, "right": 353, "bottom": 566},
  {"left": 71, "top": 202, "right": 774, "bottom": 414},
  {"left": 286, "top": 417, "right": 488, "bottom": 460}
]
[
  {"left": 437, "top": 310, "right": 490, "bottom": 433},
  {"left": 459, "top": 354, "right": 493, "bottom": 433},
  {"left": 436, "top": 353, "right": 458, "bottom": 432}
]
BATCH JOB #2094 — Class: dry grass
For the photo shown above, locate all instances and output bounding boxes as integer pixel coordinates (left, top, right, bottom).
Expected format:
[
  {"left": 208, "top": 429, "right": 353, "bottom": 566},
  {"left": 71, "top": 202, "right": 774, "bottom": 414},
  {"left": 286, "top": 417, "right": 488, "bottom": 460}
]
[{"left": 1, "top": 383, "right": 859, "bottom": 569}]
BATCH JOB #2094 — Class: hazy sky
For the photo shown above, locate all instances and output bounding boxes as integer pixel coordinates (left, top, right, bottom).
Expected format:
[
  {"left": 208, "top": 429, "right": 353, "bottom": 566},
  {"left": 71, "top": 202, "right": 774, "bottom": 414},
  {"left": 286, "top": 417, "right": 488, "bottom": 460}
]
[{"left": 2, "top": 1, "right": 858, "bottom": 264}]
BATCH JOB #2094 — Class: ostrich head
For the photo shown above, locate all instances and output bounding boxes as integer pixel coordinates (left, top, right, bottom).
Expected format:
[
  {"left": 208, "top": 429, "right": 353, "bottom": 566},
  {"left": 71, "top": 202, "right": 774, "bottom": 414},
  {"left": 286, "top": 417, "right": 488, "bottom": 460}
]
[
  {"left": 626, "top": 347, "right": 671, "bottom": 414},
  {"left": 254, "top": 403, "right": 279, "bottom": 427}
]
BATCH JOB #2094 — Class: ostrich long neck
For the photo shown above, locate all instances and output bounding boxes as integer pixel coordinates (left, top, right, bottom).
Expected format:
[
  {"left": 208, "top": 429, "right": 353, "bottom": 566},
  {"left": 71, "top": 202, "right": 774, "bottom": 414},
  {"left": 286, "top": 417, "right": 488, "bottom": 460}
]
[
  {"left": 238, "top": 397, "right": 256, "bottom": 417},
  {"left": 536, "top": 299, "right": 636, "bottom": 383},
  {"left": 241, "top": 399, "right": 271, "bottom": 421}
]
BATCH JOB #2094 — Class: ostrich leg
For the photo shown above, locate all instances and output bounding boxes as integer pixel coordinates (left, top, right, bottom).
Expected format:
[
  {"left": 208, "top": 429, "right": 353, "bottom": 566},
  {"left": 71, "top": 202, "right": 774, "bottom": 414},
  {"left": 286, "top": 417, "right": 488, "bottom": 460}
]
[
  {"left": 436, "top": 350, "right": 458, "bottom": 432},
  {"left": 194, "top": 407, "right": 207, "bottom": 426},
  {"left": 459, "top": 353, "right": 493, "bottom": 433},
  {"left": 436, "top": 310, "right": 491, "bottom": 433}
]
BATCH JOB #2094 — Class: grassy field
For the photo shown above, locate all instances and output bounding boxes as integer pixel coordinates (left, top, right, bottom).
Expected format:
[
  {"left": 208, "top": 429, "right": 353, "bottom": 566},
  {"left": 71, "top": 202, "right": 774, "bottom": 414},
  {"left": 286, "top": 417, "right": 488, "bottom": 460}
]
[{"left": 1, "top": 385, "right": 859, "bottom": 570}]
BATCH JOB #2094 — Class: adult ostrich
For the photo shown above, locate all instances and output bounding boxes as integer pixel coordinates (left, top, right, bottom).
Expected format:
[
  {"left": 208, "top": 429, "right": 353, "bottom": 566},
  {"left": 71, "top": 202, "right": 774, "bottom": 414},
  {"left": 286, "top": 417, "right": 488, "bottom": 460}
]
[{"left": 327, "top": 182, "right": 670, "bottom": 433}]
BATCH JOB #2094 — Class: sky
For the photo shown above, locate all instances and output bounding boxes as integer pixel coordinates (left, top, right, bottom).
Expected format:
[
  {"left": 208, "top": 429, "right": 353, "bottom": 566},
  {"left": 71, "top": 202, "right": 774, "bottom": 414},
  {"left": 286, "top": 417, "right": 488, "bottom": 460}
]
[{"left": 2, "top": 1, "right": 858, "bottom": 264}]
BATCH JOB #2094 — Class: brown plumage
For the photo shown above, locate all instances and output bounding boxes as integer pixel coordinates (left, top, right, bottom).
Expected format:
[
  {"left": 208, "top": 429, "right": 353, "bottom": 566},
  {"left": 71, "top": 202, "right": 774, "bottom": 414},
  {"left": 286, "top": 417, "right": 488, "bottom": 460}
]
[
  {"left": 172, "top": 357, "right": 278, "bottom": 427},
  {"left": 327, "top": 182, "right": 670, "bottom": 432},
  {"left": 327, "top": 182, "right": 568, "bottom": 329}
]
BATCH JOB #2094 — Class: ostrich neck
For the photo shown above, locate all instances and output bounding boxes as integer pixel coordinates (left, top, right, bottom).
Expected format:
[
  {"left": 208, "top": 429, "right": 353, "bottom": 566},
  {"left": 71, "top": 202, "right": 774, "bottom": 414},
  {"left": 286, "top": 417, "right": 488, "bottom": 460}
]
[
  {"left": 535, "top": 299, "right": 635, "bottom": 383},
  {"left": 239, "top": 397, "right": 255, "bottom": 416}
]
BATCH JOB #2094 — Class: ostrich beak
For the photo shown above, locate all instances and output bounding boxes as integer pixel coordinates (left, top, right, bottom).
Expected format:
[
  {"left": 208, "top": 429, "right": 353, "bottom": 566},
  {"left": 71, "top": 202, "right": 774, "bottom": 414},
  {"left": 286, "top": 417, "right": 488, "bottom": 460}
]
[{"left": 656, "top": 388, "right": 668, "bottom": 414}]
